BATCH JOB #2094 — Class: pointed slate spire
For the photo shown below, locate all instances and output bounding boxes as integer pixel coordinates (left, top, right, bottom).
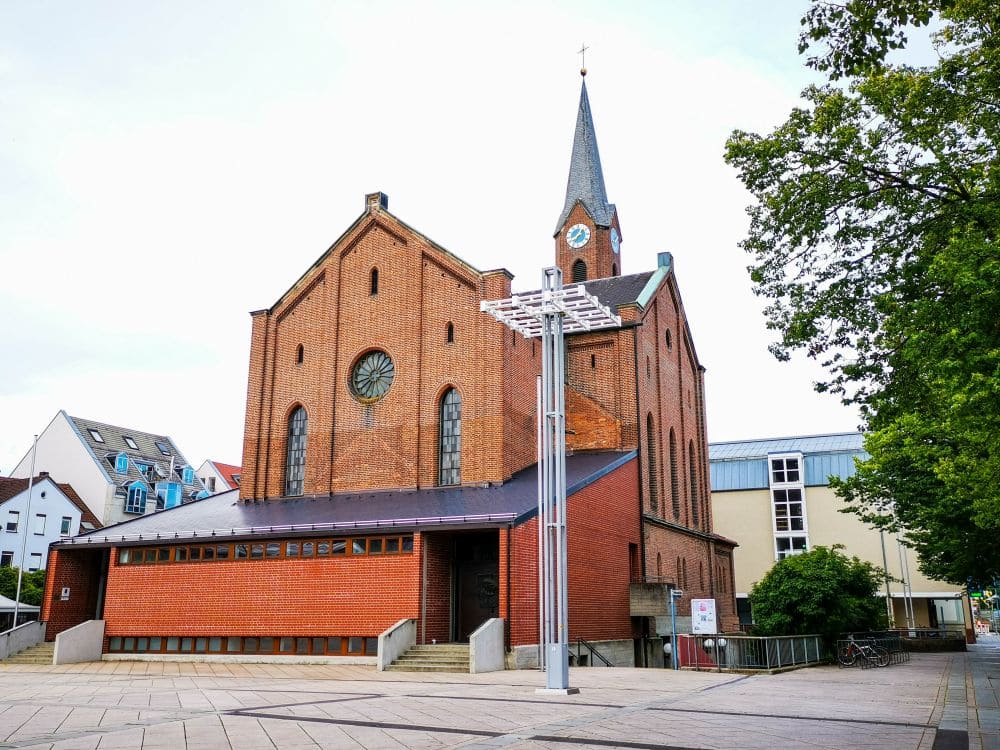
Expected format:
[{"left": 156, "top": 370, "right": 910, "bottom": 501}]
[{"left": 555, "top": 78, "right": 615, "bottom": 234}]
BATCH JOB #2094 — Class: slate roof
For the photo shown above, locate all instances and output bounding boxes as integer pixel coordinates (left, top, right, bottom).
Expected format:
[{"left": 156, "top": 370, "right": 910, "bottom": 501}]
[
  {"left": 68, "top": 414, "right": 206, "bottom": 499},
  {"left": 0, "top": 475, "right": 102, "bottom": 529},
  {"left": 709, "top": 432, "right": 864, "bottom": 460},
  {"left": 582, "top": 272, "right": 655, "bottom": 312},
  {"left": 555, "top": 80, "right": 616, "bottom": 233},
  {"left": 60, "top": 450, "right": 637, "bottom": 547}
]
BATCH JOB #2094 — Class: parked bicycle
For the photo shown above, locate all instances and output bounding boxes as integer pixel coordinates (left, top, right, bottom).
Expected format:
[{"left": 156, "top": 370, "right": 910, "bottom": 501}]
[{"left": 837, "top": 636, "right": 890, "bottom": 667}]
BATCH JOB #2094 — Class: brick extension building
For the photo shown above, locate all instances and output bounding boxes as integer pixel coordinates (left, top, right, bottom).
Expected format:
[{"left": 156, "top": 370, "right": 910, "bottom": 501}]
[{"left": 42, "top": 76, "right": 737, "bottom": 666}]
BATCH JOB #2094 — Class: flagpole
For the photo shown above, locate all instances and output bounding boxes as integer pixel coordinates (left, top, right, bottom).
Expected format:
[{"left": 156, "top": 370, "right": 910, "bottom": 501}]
[{"left": 14, "top": 435, "right": 38, "bottom": 628}]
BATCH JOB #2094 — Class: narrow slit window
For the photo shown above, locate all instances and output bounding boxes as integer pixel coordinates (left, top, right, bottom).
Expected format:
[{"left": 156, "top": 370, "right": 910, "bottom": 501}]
[{"left": 370, "top": 267, "right": 379, "bottom": 295}]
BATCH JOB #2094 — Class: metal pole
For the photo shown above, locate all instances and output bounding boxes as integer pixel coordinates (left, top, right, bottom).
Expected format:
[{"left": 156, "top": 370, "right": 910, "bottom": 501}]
[
  {"left": 536, "top": 375, "right": 545, "bottom": 671},
  {"left": 879, "top": 530, "right": 895, "bottom": 627},
  {"left": 897, "top": 539, "right": 915, "bottom": 629},
  {"left": 670, "top": 591, "right": 679, "bottom": 671},
  {"left": 901, "top": 544, "right": 916, "bottom": 628},
  {"left": 14, "top": 435, "right": 39, "bottom": 628}
]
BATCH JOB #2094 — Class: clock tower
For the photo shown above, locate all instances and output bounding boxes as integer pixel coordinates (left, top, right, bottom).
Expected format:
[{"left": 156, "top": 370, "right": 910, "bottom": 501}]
[{"left": 554, "top": 72, "right": 621, "bottom": 283}]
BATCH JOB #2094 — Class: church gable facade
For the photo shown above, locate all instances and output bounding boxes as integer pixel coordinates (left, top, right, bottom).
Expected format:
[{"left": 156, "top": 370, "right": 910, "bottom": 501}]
[
  {"left": 241, "top": 192, "right": 538, "bottom": 499},
  {"left": 41, "top": 75, "right": 737, "bottom": 667}
]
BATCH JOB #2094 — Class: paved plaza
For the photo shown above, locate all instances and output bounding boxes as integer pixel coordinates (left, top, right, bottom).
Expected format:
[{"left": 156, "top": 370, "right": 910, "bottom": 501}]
[{"left": 1, "top": 639, "right": 998, "bottom": 750}]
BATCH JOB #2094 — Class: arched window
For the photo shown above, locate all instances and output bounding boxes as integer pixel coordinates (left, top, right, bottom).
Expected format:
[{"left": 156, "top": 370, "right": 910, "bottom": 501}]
[
  {"left": 669, "top": 428, "right": 680, "bottom": 519},
  {"left": 689, "top": 440, "right": 699, "bottom": 527},
  {"left": 646, "top": 413, "right": 658, "bottom": 512},
  {"left": 285, "top": 406, "right": 307, "bottom": 496},
  {"left": 296, "top": 344, "right": 304, "bottom": 365},
  {"left": 571, "top": 259, "right": 587, "bottom": 283},
  {"left": 446, "top": 322, "right": 454, "bottom": 343},
  {"left": 370, "top": 268, "right": 379, "bottom": 296},
  {"left": 439, "top": 388, "right": 461, "bottom": 486},
  {"left": 665, "top": 329, "right": 672, "bottom": 350}
]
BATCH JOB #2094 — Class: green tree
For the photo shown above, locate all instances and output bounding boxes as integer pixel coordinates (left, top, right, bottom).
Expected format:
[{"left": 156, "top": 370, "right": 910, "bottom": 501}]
[
  {"left": 0, "top": 566, "right": 46, "bottom": 607},
  {"left": 725, "top": 0, "right": 1000, "bottom": 584},
  {"left": 749, "top": 546, "right": 887, "bottom": 648}
]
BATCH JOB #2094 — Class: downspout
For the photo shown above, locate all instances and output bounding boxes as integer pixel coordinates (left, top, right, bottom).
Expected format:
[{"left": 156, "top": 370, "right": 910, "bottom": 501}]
[
  {"left": 631, "top": 324, "right": 649, "bottom": 667},
  {"left": 505, "top": 524, "right": 512, "bottom": 654}
]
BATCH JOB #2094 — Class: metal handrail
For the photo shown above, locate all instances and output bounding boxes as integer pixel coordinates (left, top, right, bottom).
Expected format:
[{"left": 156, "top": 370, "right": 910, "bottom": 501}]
[{"left": 576, "top": 638, "right": 613, "bottom": 667}]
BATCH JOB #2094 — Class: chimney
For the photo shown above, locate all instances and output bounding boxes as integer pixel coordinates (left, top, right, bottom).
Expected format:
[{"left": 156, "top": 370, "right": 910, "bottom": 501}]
[{"left": 365, "top": 191, "right": 389, "bottom": 211}]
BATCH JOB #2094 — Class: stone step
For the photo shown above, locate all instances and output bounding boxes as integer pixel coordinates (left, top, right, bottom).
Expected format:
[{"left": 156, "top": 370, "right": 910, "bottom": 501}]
[
  {"left": 384, "top": 663, "right": 470, "bottom": 673},
  {"left": 388, "top": 643, "right": 470, "bottom": 673},
  {"left": 3, "top": 642, "right": 54, "bottom": 665},
  {"left": 393, "top": 654, "right": 469, "bottom": 666}
]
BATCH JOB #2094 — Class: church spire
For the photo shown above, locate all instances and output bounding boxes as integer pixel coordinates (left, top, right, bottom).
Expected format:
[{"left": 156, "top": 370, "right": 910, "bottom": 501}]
[{"left": 554, "top": 77, "right": 616, "bottom": 235}]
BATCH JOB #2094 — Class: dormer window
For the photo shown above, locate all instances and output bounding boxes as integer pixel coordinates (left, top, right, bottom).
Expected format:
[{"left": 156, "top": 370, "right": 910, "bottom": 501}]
[
  {"left": 123, "top": 435, "right": 138, "bottom": 450},
  {"left": 115, "top": 453, "right": 129, "bottom": 474},
  {"left": 154, "top": 441, "right": 171, "bottom": 456},
  {"left": 88, "top": 428, "right": 104, "bottom": 443},
  {"left": 135, "top": 462, "right": 157, "bottom": 483},
  {"left": 125, "top": 481, "right": 148, "bottom": 514},
  {"left": 182, "top": 466, "right": 195, "bottom": 484}
]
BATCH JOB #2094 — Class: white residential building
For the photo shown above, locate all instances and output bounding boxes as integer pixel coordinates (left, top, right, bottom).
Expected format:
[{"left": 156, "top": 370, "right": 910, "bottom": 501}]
[{"left": 10, "top": 411, "right": 208, "bottom": 527}]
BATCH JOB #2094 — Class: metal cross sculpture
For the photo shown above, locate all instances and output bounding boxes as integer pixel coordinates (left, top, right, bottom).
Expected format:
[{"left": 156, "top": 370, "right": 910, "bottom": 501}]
[{"left": 481, "top": 266, "right": 621, "bottom": 692}]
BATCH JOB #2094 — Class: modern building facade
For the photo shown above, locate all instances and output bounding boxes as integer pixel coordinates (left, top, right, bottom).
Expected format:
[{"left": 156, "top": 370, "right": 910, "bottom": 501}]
[
  {"left": 42, "top": 75, "right": 738, "bottom": 665},
  {"left": 710, "top": 432, "right": 972, "bottom": 636},
  {"left": 11, "top": 411, "right": 208, "bottom": 526}
]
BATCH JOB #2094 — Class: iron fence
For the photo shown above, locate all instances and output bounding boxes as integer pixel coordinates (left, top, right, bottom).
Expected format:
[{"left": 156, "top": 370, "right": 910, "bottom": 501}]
[{"left": 674, "top": 633, "right": 824, "bottom": 672}]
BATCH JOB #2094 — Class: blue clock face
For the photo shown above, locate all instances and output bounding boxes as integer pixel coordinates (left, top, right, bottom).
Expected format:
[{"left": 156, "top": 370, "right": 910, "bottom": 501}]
[
  {"left": 610, "top": 228, "right": 620, "bottom": 254},
  {"left": 566, "top": 223, "right": 591, "bottom": 249}
]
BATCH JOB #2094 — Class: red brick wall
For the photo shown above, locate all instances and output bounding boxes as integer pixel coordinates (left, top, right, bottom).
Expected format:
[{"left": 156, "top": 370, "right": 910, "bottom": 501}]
[
  {"left": 42, "top": 547, "right": 103, "bottom": 640},
  {"left": 420, "top": 532, "right": 452, "bottom": 644},
  {"left": 240, "top": 198, "right": 542, "bottom": 500},
  {"left": 555, "top": 203, "right": 621, "bottom": 282},
  {"left": 508, "top": 457, "right": 641, "bottom": 647},
  {"left": 642, "top": 523, "right": 739, "bottom": 632},
  {"left": 100, "top": 541, "right": 422, "bottom": 638}
]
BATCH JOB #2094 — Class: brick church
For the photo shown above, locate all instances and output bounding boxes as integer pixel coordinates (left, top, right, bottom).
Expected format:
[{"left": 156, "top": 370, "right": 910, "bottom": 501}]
[{"left": 42, "top": 75, "right": 738, "bottom": 666}]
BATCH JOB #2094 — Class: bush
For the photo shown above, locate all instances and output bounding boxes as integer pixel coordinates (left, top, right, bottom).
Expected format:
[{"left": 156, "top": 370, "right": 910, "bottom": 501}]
[{"left": 749, "top": 545, "right": 887, "bottom": 651}]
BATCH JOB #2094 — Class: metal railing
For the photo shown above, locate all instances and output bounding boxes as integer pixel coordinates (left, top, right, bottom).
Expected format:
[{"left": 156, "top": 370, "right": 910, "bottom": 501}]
[
  {"left": 837, "top": 632, "right": 910, "bottom": 668},
  {"left": 574, "top": 639, "right": 613, "bottom": 667},
  {"left": 676, "top": 633, "right": 824, "bottom": 672}
]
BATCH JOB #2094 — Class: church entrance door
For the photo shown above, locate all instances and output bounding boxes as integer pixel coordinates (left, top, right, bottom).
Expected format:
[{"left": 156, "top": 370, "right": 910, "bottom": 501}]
[{"left": 453, "top": 531, "right": 499, "bottom": 642}]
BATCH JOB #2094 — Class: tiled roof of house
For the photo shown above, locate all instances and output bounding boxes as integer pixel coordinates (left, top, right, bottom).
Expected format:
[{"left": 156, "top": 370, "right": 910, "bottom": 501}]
[
  {"left": 0, "top": 477, "right": 28, "bottom": 503},
  {"left": 0, "top": 475, "right": 102, "bottom": 528},
  {"left": 209, "top": 461, "right": 242, "bottom": 489},
  {"left": 62, "top": 450, "right": 638, "bottom": 546},
  {"left": 68, "top": 414, "right": 206, "bottom": 500}
]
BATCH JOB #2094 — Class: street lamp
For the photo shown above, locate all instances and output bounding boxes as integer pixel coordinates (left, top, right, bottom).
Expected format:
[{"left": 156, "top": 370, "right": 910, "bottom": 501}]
[{"left": 481, "top": 267, "right": 620, "bottom": 693}]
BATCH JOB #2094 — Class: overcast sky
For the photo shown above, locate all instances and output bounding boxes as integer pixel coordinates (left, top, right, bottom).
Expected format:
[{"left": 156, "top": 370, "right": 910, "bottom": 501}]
[{"left": 0, "top": 0, "right": 863, "bottom": 474}]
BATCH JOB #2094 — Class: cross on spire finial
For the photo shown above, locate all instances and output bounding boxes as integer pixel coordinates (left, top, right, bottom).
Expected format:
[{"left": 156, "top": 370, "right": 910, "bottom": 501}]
[{"left": 578, "top": 43, "right": 589, "bottom": 76}]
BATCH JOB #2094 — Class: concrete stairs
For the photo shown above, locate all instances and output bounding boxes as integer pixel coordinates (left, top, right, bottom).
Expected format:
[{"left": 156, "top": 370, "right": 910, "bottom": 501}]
[
  {"left": 385, "top": 643, "right": 470, "bottom": 673},
  {"left": 3, "top": 641, "right": 54, "bottom": 665}
]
